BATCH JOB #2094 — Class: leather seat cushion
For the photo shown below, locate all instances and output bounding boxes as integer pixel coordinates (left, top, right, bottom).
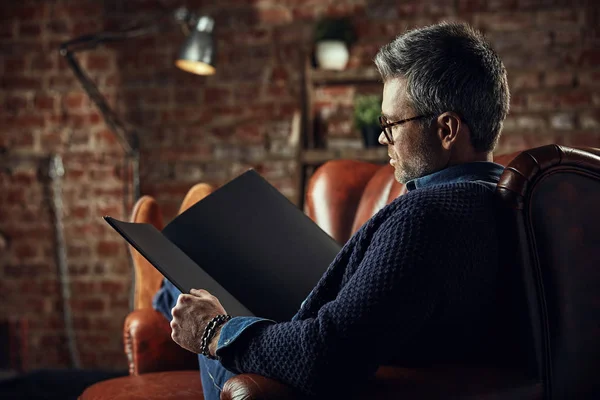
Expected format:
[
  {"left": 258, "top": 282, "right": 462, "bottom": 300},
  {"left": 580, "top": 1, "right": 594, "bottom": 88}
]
[{"left": 80, "top": 370, "right": 203, "bottom": 400}]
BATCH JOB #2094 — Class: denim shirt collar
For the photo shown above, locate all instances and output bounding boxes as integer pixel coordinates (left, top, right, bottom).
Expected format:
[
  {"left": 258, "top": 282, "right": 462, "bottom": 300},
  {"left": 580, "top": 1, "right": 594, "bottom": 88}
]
[{"left": 405, "top": 161, "right": 505, "bottom": 192}]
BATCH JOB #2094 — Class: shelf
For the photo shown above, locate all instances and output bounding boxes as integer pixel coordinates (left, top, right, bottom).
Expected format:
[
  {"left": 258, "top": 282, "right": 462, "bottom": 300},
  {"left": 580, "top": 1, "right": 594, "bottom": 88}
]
[
  {"left": 301, "top": 148, "right": 389, "bottom": 165},
  {"left": 309, "top": 67, "right": 381, "bottom": 85}
]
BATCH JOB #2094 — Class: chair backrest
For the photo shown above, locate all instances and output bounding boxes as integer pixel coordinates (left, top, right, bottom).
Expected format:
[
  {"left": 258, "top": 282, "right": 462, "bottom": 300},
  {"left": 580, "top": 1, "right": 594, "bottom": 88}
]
[
  {"left": 305, "top": 152, "right": 518, "bottom": 243},
  {"left": 130, "top": 195, "right": 165, "bottom": 309},
  {"left": 130, "top": 183, "right": 214, "bottom": 309},
  {"left": 496, "top": 145, "right": 600, "bottom": 399}
]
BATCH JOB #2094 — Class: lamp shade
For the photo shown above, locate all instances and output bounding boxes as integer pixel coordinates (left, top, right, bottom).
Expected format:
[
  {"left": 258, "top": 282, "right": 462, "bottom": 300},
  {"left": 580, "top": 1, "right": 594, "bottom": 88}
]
[{"left": 176, "top": 16, "right": 215, "bottom": 75}]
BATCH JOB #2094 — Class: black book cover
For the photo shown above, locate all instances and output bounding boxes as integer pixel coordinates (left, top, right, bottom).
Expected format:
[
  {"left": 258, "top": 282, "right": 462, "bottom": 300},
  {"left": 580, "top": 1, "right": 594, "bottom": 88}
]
[{"left": 104, "top": 169, "right": 341, "bottom": 322}]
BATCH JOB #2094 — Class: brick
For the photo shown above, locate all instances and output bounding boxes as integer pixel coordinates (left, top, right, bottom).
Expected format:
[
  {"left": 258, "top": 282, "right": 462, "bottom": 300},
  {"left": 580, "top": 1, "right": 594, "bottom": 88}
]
[
  {"left": 564, "top": 132, "right": 600, "bottom": 147},
  {"left": 10, "top": 5, "right": 47, "bottom": 20},
  {"left": 69, "top": 206, "right": 90, "bottom": 219},
  {"left": 515, "top": 115, "right": 547, "bottom": 131},
  {"left": 71, "top": 298, "right": 106, "bottom": 313},
  {"left": 40, "top": 131, "right": 64, "bottom": 150},
  {"left": 97, "top": 205, "right": 122, "bottom": 217},
  {"left": 72, "top": 20, "right": 102, "bottom": 36},
  {"left": 474, "top": 12, "right": 534, "bottom": 32},
  {"left": 40, "top": 333, "right": 66, "bottom": 347},
  {"left": 496, "top": 132, "right": 557, "bottom": 154},
  {"left": 577, "top": 70, "right": 600, "bottom": 87},
  {"left": 46, "top": 75, "right": 78, "bottom": 89},
  {"left": 543, "top": 71, "right": 575, "bottom": 88},
  {"left": 3, "top": 94, "right": 29, "bottom": 115},
  {"left": 86, "top": 54, "right": 112, "bottom": 71},
  {"left": 14, "top": 243, "right": 39, "bottom": 259},
  {"left": 53, "top": 3, "right": 102, "bottom": 19},
  {"left": 291, "top": 7, "right": 321, "bottom": 21},
  {"left": 100, "top": 280, "right": 128, "bottom": 295},
  {"left": 517, "top": 0, "right": 557, "bottom": 10},
  {"left": 34, "top": 94, "right": 56, "bottom": 111},
  {"left": 579, "top": 49, "right": 600, "bottom": 67},
  {"left": 88, "top": 112, "right": 102, "bottom": 124},
  {"left": 30, "top": 53, "right": 58, "bottom": 71},
  {"left": 69, "top": 264, "right": 91, "bottom": 276},
  {"left": 93, "top": 187, "right": 124, "bottom": 198},
  {"left": 553, "top": 29, "right": 582, "bottom": 46},
  {"left": 0, "top": 21, "right": 15, "bottom": 39},
  {"left": 97, "top": 241, "right": 122, "bottom": 257},
  {"left": 509, "top": 71, "right": 542, "bottom": 90},
  {"left": 4, "top": 263, "right": 53, "bottom": 278},
  {"left": 579, "top": 112, "right": 600, "bottom": 130},
  {"left": 4, "top": 56, "right": 27, "bottom": 73},
  {"left": 1, "top": 76, "right": 39, "bottom": 90},
  {"left": 316, "top": 85, "right": 355, "bottom": 98},
  {"left": 257, "top": 7, "right": 293, "bottom": 24},
  {"left": 46, "top": 21, "right": 70, "bottom": 35},
  {"left": 71, "top": 280, "right": 98, "bottom": 293},
  {"left": 550, "top": 113, "right": 575, "bottom": 130},
  {"left": 557, "top": 91, "right": 593, "bottom": 109},
  {"left": 67, "top": 244, "right": 92, "bottom": 257},
  {"left": 19, "top": 23, "right": 42, "bottom": 38},
  {"left": 3, "top": 115, "right": 45, "bottom": 129},
  {"left": 528, "top": 92, "right": 558, "bottom": 111},
  {"left": 426, "top": 0, "right": 456, "bottom": 16},
  {"left": 94, "top": 129, "right": 119, "bottom": 148},
  {"left": 487, "top": 0, "right": 518, "bottom": 11},
  {"left": 536, "top": 9, "right": 580, "bottom": 26}
]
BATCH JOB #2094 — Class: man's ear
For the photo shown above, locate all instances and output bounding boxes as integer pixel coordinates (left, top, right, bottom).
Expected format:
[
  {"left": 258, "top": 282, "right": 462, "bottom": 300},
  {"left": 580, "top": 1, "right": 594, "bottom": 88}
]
[{"left": 435, "top": 112, "right": 462, "bottom": 151}]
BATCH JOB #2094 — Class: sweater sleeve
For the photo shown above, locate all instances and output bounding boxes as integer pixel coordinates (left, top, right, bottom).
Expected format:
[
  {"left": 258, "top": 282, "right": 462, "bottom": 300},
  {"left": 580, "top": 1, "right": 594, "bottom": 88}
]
[{"left": 216, "top": 202, "right": 447, "bottom": 396}]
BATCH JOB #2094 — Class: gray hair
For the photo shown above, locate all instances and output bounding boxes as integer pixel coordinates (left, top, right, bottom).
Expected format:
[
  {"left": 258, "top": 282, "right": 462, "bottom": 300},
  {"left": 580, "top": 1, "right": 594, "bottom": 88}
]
[{"left": 374, "top": 22, "right": 510, "bottom": 153}]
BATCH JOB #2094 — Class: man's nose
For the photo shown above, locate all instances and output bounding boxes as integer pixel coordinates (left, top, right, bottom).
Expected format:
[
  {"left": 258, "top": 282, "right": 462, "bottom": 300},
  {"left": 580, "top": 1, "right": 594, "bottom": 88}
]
[{"left": 378, "top": 131, "right": 388, "bottom": 145}]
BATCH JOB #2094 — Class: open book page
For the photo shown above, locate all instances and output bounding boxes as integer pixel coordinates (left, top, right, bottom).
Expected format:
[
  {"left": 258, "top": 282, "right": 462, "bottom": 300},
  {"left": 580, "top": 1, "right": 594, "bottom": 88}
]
[
  {"left": 104, "top": 217, "right": 254, "bottom": 317},
  {"left": 106, "top": 170, "right": 341, "bottom": 321},
  {"left": 161, "top": 170, "right": 341, "bottom": 322}
]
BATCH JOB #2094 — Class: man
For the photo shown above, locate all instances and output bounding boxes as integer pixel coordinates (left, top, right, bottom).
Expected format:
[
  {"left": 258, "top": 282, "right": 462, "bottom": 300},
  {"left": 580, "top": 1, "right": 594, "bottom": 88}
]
[{"left": 154, "top": 21, "right": 510, "bottom": 399}]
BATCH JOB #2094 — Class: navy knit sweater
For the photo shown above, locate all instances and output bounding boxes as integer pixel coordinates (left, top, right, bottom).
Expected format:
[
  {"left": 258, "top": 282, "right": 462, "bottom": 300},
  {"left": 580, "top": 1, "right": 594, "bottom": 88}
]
[{"left": 218, "top": 178, "right": 501, "bottom": 396}]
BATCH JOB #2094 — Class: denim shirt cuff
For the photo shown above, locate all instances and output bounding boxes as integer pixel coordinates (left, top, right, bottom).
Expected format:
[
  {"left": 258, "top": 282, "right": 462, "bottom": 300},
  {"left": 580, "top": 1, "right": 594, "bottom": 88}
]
[{"left": 216, "top": 316, "right": 275, "bottom": 355}]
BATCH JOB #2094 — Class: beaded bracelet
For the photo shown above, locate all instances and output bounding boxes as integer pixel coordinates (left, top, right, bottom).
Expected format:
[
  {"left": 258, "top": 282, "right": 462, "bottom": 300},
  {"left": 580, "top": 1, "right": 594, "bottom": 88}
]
[{"left": 200, "top": 314, "right": 232, "bottom": 360}]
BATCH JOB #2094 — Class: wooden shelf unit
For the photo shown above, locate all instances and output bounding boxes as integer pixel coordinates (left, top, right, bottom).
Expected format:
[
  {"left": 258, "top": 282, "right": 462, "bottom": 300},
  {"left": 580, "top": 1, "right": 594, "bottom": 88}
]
[
  {"left": 296, "top": 61, "right": 385, "bottom": 207},
  {"left": 309, "top": 67, "right": 381, "bottom": 85},
  {"left": 302, "top": 148, "right": 388, "bottom": 165}
]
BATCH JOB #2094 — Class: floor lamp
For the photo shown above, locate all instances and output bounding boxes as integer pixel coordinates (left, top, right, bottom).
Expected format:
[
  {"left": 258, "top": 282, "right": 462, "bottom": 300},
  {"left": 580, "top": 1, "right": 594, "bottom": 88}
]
[{"left": 55, "top": 6, "right": 215, "bottom": 368}]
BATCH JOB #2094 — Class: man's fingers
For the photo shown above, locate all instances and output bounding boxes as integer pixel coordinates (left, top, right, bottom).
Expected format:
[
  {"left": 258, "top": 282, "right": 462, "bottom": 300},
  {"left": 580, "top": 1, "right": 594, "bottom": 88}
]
[
  {"left": 170, "top": 320, "right": 179, "bottom": 342},
  {"left": 190, "top": 288, "right": 210, "bottom": 297},
  {"left": 177, "top": 294, "right": 193, "bottom": 304}
]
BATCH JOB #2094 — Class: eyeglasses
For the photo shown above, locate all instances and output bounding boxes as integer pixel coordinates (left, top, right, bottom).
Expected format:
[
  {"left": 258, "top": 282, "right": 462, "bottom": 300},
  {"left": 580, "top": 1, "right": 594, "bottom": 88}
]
[{"left": 378, "top": 115, "right": 432, "bottom": 145}]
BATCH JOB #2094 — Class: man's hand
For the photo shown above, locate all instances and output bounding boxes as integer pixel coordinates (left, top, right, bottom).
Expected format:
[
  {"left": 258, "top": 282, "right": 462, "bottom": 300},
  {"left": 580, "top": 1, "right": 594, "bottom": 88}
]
[{"left": 170, "top": 288, "right": 227, "bottom": 354}]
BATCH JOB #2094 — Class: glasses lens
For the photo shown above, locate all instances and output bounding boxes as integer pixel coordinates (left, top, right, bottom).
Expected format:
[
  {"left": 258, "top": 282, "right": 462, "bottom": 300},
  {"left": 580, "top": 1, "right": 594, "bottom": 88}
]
[
  {"left": 379, "top": 116, "right": 392, "bottom": 143},
  {"left": 385, "top": 127, "right": 393, "bottom": 143}
]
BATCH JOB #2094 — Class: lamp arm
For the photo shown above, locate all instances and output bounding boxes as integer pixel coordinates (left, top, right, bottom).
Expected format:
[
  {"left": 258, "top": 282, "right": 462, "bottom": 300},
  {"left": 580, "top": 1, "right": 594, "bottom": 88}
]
[
  {"left": 60, "top": 50, "right": 136, "bottom": 155},
  {"left": 58, "top": 7, "right": 195, "bottom": 154}
]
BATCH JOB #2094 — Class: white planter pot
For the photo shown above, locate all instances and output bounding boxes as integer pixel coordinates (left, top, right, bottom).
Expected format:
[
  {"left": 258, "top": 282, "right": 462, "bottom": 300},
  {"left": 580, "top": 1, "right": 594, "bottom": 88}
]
[{"left": 315, "top": 40, "right": 349, "bottom": 71}]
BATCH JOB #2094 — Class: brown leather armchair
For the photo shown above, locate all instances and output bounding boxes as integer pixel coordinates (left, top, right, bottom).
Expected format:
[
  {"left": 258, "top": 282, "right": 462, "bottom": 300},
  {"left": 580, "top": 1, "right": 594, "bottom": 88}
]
[{"left": 82, "top": 145, "right": 600, "bottom": 399}]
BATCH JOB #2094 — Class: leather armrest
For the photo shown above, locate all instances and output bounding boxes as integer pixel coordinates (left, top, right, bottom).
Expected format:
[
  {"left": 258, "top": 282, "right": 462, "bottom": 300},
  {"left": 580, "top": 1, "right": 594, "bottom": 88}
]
[
  {"left": 221, "top": 366, "right": 542, "bottom": 400},
  {"left": 124, "top": 308, "right": 199, "bottom": 375},
  {"left": 221, "top": 373, "right": 305, "bottom": 400}
]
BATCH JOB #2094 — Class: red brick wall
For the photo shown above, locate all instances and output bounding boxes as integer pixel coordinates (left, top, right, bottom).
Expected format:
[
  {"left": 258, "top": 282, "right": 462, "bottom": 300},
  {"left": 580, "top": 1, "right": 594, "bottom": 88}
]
[{"left": 1, "top": 0, "right": 598, "bottom": 371}]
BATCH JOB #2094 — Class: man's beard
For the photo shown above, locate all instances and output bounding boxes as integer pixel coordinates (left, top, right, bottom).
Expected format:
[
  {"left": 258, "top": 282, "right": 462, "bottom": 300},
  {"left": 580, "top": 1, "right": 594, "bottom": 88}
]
[{"left": 393, "top": 135, "right": 438, "bottom": 184}]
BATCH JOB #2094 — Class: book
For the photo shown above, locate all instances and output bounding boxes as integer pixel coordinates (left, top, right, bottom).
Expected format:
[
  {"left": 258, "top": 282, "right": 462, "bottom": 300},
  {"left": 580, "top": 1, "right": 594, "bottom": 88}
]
[{"left": 104, "top": 169, "right": 342, "bottom": 322}]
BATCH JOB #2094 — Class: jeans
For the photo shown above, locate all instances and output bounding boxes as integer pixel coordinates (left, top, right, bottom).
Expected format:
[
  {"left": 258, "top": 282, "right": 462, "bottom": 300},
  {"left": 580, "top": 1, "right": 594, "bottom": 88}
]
[{"left": 153, "top": 279, "right": 237, "bottom": 400}]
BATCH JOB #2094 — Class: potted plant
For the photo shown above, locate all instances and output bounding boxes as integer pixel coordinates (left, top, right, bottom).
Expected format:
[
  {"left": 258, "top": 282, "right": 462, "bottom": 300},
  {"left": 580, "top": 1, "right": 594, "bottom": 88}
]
[
  {"left": 313, "top": 17, "right": 355, "bottom": 70},
  {"left": 354, "top": 94, "right": 382, "bottom": 148}
]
